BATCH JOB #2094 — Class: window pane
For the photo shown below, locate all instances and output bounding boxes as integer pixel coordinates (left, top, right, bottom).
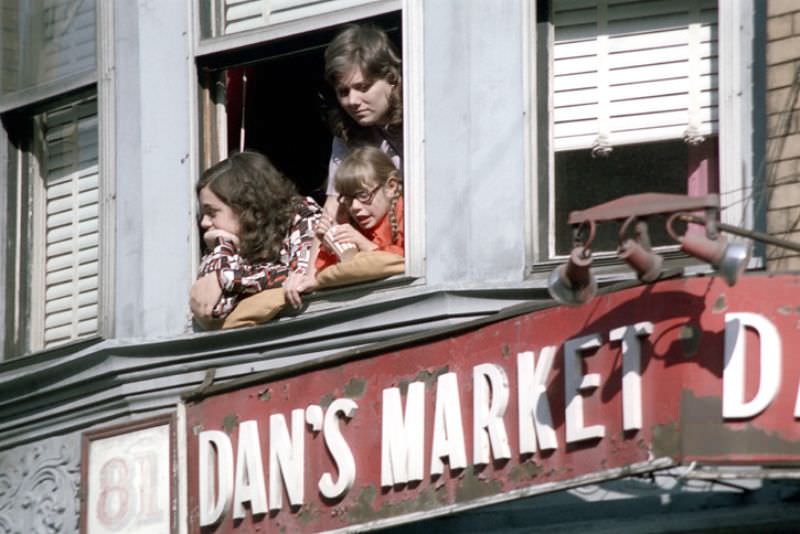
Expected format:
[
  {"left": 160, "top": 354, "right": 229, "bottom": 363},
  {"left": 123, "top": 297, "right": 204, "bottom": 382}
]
[
  {"left": 1, "top": 0, "right": 96, "bottom": 97},
  {"left": 554, "top": 140, "right": 691, "bottom": 255}
]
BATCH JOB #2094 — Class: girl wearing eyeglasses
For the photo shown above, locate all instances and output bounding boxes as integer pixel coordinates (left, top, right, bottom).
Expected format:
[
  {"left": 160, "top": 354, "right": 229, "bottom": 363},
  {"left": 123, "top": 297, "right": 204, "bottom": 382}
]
[{"left": 315, "top": 146, "right": 404, "bottom": 272}]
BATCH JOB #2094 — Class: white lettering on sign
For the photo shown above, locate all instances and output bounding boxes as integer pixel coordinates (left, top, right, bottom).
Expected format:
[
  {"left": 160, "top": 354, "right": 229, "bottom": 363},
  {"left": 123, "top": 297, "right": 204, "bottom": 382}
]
[
  {"left": 564, "top": 334, "right": 606, "bottom": 443},
  {"left": 193, "top": 313, "right": 799, "bottom": 526},
  {"left": 199, "top": 430, "right": 233, "bottom": 527},
  {"left": 319, "top": 398, "right": 358, "bottom": 499},
  {"left": 381, "top": 383, "right": 425, "bottom": 487},
  {"left": 723, "top": 313, "right": 782, "bottom": 419},
  {"left": 430, "top": 372, "right": 467, "bottom": 476},
  {"left": 517, "top": 348, "right": 558, "bottom": 454},
  {"left": 473, "top": 363, "right": 511, "bottom": 465},
  {"left": 269, "top": 410, "right": 305, "bottom": 510},
  {"left": 610, "top": 322, "right": 653, "bottom": 431},
  {"left": 232, "top": 421, "right": 268, "bottom": 519}
]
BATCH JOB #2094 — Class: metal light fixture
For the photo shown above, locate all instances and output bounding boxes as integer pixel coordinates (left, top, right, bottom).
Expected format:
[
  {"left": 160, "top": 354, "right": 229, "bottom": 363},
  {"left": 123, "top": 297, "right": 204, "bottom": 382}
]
[
  {"left": 547, "top": 245, "right": 597, "bottom": 305},
  {"left": 548, "top": 193, "right": 794, "bottom": 306},
  {"left": 667, "top": 213, "right": 752, "bottom": 287},
  {"left": 617, "top": 217, "right": 663, "bottom": 282}
]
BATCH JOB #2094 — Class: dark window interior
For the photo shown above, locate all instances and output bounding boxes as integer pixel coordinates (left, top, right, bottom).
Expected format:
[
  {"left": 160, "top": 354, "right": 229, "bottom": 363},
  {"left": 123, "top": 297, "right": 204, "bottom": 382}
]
[
  {"left": 554, "top": 138, "right": 719, "bottom": 255},
  {"left": 199, "top": 11, "right": 402, "bottom": 204}
]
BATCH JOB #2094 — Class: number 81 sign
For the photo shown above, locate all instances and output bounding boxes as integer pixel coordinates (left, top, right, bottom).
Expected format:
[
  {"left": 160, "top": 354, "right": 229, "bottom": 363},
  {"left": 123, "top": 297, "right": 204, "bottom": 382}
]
[{"left": 81, "top": 415, "right": 175, "bottom": 534}]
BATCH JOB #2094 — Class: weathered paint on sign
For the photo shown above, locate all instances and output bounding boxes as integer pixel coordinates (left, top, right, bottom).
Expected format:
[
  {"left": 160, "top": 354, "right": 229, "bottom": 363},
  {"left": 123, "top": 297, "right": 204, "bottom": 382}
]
[{"left": 185, "top": 275, "right": 800, "bottom": 532}]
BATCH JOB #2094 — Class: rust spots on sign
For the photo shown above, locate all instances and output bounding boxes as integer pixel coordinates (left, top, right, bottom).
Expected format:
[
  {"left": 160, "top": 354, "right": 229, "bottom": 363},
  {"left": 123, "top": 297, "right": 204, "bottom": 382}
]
[
  {"left": 319, "top": 393, "right": 334, "bottom": 409},
  {"left": 344, "top": 377, "right": 367, "bottom": 399},
  {"left": 344, "top": 483, "right": 449, "bottom": 523},
  {"left": 259, "top": 387, "right": 271, "bottom": 401},
  {"left": 455, "top": 467, "right": 503, "bottom": 503},
  {"left": 399, "top": 366, "right": 450, "bottom": 395},
  {"left": 712, "top": 294, "right": 727, "bottom": 313},
  {"left": 680, "top": 390, "right": 798, "bottom": 457},
  {"left": 192, "top": 424, "right": 204, "bottom": 435},
  {"left": 678, "top": 324, "right": 700, "bottom": 358},
  {"left": 344, "top": 485, "right": 377, "bottom": 524},
  {"left": 296, "top": 502, "right": 319, "bottom": 526},
  {"left": 222, "top": 414, "right": 238, "bottom": 435},
  {"left": 501, "top": 344, "right": 511, "bottom": 360},
  {"left": 509, "top": 460, "right": 543, "bottom": 482},
  {"left": 777, "top": 305, "right": 792, "bottom": 315},
  {"left": 651, "top": 421, "right": 680, "bottom": 458}
]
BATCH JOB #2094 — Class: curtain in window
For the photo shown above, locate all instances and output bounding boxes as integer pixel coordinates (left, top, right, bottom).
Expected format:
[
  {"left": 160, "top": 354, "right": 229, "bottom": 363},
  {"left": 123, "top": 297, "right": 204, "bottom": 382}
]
[{"left": 552, "top": 0, "right": 718, "bottom": 154}]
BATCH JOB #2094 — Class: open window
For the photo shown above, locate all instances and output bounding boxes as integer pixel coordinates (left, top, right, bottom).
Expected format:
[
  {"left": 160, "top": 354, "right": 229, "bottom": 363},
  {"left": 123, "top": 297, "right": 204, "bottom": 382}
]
[
  {"left": 537, "top": 0, "right": 721, "bottom": 260},
  {"left": 194, "top": 7, "right": 414, "bottom": 323},
  {"left": 198, "top": 11, "right": 402, "bottom": 200}
]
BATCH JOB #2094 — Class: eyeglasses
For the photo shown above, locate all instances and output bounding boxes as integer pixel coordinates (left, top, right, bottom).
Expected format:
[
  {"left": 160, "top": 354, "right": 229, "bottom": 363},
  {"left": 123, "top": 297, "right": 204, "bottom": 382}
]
[{"left": 338, "top": 183, "right": 383, "bottom": 206}]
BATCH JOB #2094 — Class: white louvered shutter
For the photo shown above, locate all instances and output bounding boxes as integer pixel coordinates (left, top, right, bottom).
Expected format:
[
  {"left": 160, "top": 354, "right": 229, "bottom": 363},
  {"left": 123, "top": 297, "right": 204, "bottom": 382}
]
[
  {"left": 1, "top": 0, "right": 96, "bottom": 97},
  {"left": 552, "top": 0, "right": 718, "bottom": 152},
  {"left": 222, "top": 0, "right": 385, "bottom": 35},
  {"left": 39, "top": 96, "right": 99, "bottom": 347}
]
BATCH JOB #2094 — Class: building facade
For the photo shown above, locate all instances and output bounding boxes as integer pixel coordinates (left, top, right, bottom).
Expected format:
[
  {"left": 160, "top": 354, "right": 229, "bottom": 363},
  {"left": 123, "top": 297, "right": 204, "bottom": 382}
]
[{"left": 0, "top": 0, "right": 798, "bottom": 532}]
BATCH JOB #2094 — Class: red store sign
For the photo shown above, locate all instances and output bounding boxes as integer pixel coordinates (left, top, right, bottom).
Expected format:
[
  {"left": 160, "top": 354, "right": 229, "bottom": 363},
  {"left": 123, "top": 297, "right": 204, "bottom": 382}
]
[{"left": 185, "top": 275, "right": 800, "bottom": 532}]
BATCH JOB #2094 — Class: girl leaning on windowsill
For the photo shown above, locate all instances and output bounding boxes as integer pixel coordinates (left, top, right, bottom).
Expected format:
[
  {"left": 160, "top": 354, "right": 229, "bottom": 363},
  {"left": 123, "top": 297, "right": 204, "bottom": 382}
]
[
  {"left": 190, "top": 150, "right": 321, "bottom": 329},
  {"left": 315, "top": 146, "right": 403, "bottom": 273}
]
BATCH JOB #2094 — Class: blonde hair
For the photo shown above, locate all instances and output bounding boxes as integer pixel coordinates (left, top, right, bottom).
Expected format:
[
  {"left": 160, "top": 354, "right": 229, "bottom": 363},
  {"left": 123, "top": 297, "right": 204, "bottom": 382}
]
[{"left": 335, "top": 146, "right": 402, "bottom": 243}]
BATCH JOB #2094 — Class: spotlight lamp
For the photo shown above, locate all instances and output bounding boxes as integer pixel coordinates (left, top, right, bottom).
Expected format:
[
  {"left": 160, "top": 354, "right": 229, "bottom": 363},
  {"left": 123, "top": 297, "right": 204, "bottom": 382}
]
[
  {"left": 667, "top": 213, "right": 751, "bottom": 287},
  {"left": 547, "top": 245, "right": 598, "bottom": 305},
  {"left": 617, "top": 216, "right": 664, "bottom": 283},
  {"left": 548, "top": 221, "right": 597, "bottom": 305}
]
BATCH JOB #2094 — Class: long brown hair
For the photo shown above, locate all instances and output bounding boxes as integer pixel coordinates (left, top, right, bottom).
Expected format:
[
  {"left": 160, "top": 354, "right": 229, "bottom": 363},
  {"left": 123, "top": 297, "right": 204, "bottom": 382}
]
[
  {"left": 324, "top": 24, "right": 402, "bottom": 144},
  {"left": 197, "top": 151, "right": 298, "bottom": 262},
  {"left": 335, "top": 146, "right": 402, "bottom": 244}
]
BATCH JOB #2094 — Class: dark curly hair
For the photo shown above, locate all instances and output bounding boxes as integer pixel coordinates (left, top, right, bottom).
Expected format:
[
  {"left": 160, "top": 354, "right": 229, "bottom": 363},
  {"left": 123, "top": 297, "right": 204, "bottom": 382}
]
[
  {"left": 324, "top": 23, "right": 402, "bottom": 145},
  {"left": 196, "top": 151, "right": 299, "bottom": 262}
]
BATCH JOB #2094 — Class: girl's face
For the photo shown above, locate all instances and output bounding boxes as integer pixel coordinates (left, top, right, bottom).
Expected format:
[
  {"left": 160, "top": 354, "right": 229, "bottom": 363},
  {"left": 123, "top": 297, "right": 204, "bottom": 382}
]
[
  {"left": 342, "top": 176, "right": 399, "bottom": 230},
  {"left": 199, "top": 186, "right": 241, "bottom": 237},
  {"left": 335, "top": 66, "right": 394, "bottom": 127}
]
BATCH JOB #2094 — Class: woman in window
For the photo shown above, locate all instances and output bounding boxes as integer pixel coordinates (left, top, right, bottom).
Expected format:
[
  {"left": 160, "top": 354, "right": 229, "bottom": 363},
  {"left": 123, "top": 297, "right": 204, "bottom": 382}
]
[{"left": 322, "top": 23, "right": 403, "bottom": 220}]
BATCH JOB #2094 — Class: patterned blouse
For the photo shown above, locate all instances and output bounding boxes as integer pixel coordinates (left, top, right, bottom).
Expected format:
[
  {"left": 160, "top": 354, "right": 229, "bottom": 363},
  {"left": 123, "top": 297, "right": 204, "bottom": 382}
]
[{"left": 197, "top": 196, "right": 322, "bottom": 318}]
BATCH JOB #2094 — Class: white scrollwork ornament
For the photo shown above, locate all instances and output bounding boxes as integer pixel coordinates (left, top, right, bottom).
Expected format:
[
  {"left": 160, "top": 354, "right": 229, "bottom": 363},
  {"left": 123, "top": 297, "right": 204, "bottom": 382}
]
[{"left": 0, "top": 437, "right": 80, "bottom": 534}]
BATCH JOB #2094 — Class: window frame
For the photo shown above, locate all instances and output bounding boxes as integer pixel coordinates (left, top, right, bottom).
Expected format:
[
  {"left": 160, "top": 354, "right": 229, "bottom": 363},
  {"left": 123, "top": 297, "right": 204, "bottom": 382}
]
[
  {"left": 190, "top": 0, "right": 426, "bottom": 285},
  {"left": 0, "top": 0, "right": 115, "bottom": 356},
  {"left": 526, "top": 0, "right": 757, "bottom": 275}
]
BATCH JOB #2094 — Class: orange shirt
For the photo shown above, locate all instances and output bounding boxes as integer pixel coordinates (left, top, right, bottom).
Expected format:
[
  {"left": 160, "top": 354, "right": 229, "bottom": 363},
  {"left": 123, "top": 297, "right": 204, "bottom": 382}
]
[{"left": 316, "top": 197, "right": 404, "bottom": 273}]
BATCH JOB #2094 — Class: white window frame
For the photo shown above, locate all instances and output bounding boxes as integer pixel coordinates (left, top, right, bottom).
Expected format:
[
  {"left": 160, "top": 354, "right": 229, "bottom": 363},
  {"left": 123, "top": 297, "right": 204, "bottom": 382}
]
[
  {"left": 525, "top": 0, "right": 756, "bottom": 270},
  {"left": 190, "top": 0, "right": 425, "bottom": 280},
  {"left": 0, "top": 0, "right": 115, "bottom": 355}
]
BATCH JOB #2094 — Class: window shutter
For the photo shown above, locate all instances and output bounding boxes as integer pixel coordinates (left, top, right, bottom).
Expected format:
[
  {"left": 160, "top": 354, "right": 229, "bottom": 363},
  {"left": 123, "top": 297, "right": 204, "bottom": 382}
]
[
  {"left": 552, "top": 0, "right": 718, "bottom": 152},
  {"left": 40, "top": 96, "right": 99, "bottom": 347},
  {"left": 222, "top": 0, "right": 385, "bottom": 35},
  {"left": 1, "top": 2, "right": 21, "bottom": 94},
  {"left": 1, "top": 0, "right": 96, "bottom": 97}
]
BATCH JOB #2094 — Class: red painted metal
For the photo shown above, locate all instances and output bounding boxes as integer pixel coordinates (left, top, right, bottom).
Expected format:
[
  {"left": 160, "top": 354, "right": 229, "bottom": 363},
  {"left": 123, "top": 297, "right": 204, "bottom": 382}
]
[
  {"left": 567, "top": 192, "right": 719, "bottom": 224},
  {"left": 185, "top": 274, "right": 800, "bottom": 533}
]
